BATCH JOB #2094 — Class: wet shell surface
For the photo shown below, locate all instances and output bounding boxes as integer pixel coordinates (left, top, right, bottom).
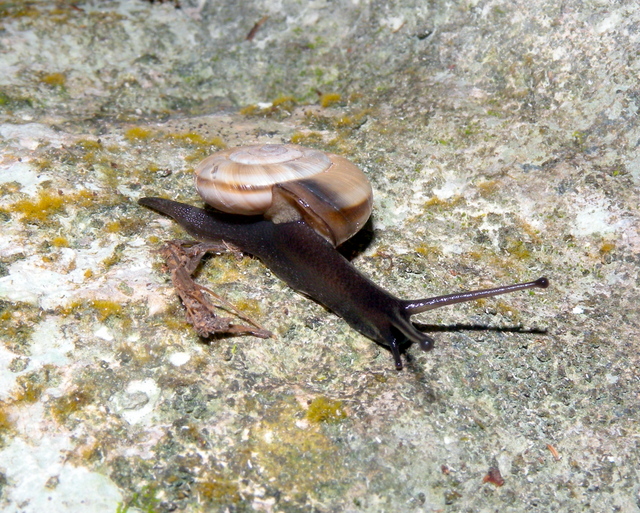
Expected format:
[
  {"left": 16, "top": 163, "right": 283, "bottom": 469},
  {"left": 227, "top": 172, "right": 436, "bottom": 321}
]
[{"left": 194, "top": 144, "right": 373, "bottom": 246}]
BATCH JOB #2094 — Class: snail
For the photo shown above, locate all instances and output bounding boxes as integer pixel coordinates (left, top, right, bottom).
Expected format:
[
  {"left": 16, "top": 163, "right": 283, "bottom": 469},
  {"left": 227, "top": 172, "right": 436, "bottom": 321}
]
[{"left": 139, "top": 143, "right": 548, "bottom": 370}]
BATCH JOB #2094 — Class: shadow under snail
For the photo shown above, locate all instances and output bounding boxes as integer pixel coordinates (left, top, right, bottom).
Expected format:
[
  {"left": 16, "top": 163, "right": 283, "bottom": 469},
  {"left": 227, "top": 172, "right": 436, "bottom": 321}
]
[{"left": 139, "top": 143, "right": 548, "bottom": 370}]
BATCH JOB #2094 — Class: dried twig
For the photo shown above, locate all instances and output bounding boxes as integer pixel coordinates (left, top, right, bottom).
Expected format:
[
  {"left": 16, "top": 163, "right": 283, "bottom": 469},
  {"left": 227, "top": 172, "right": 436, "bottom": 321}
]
[
  {"left": 246, "top": 15, "right": 269, "bottom": 41},
  {"left": 159, "top": 240, "right": 272, "bottom": 339}
]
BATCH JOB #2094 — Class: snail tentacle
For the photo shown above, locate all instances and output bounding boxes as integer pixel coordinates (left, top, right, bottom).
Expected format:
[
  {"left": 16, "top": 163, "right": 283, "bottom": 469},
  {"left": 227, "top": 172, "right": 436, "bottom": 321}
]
[{"left": 401, "top": 278, "right": 549, "bottom": 315}]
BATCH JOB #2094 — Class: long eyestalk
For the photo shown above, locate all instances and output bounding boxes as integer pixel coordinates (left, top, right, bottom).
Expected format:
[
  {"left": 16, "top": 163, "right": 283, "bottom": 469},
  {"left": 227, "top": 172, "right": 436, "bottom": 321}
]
[{"left": 403, "top": 277, "right": 548, "bottom": 315}]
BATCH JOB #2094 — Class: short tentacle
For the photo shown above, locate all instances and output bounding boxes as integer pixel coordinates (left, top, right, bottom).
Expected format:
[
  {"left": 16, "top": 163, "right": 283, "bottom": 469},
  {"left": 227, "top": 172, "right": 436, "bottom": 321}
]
[
  {"left": 390, "top": 312, "right": 435, "bottom": 352},
  {"left": 388, "top": 338, "right": 404, "bottom": 370}
]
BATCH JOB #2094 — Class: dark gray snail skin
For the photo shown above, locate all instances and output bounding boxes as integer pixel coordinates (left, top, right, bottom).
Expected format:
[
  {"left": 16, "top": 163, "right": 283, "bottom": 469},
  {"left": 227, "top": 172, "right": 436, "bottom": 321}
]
[{"left": 139, "top": 197, "right": 549, "bottom": 370}]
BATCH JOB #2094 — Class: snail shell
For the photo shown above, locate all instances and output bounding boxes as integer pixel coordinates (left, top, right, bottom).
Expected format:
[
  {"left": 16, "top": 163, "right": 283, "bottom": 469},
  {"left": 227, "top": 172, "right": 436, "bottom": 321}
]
[{"left": 194, "top": 144, "right": 373, "bottom": 246}]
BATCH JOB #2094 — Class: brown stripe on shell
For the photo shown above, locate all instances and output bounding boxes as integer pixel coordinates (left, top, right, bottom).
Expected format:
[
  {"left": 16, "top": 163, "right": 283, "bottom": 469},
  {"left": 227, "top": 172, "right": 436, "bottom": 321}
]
[{"left": 269, "top": 154, "right": 372, "bottom": 246}]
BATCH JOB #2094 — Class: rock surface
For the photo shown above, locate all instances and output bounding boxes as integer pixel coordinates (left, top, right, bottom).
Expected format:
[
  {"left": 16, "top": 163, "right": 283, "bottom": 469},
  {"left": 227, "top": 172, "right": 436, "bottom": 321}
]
[{"left": 0, "top": 1, "right": 638, "bottom": 512}]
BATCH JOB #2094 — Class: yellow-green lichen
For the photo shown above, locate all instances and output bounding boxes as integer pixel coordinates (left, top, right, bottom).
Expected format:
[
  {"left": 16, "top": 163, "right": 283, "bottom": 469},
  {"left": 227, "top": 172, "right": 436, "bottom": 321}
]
[
  {"left": 116, "top": 485, "right": 161, "bottom": 513},
  {"left": 599, "top": 242, "right": 615, "bottom": 255},
  {"left": 152, "top": 311, "right": 192, "bottom": 333},
  {"left": 239, "top": 104, "right": 260, "bottom": 116},
  {"left": 0, "top": 90, "right": 33, "bottom": 110},
  {"left": 49, "top": 390, "right": 92, "bottom": 424},
  {"left": 39, "top": 72, "right": 66, "bottom": 88},
  {"left": 240, "top": 95, "right": 298, "bottom": 119},
  {"left": 233, "top": 298, "right": 264, "bottom": 320},
  {"left": 245, "top": 396, "right": 348, "bottom": 497},
  {"left": 477, "top": 180, "right": 500, "bottom": 197},
  {"left": 0, "top": 180, "right": 21, "bottom": 196},
  {"left": 195, "top": 473, "right": 242, "bottom": 505},
  {"left": 459, "top": 122, "right": 480, "bottom": 138},
  {"left": 117, "top": 281, "right": 134, "bottom": 297},
  {"left": 0, "top": 301, "right": 40, "bottom": 354},
  {"left": 50, "top": 236, "right": 69, "bottom": 247},
  {"left": 104, "top": 217, "right": 148, "bottom": 236},
  {"left": 423, "top": 195, "right": 465, "bottom": 210},
  {"left": 306, "top": 396, "right": 347, "bottom": 423},
  {"left": 124, "top": 127, "right": 154, "bottom": 143},
  {"left": 290, "top": 131, "right": 324, "bottom": 146},
  {"left": 0, "top": 3, "right": 39, "bottom": 18},
  {"left": 14, "top": 367, "right": 58, "bottom": 403},
  {"left": 89, "top": 299, "right": 123, "bottom": 321},
  {"left": 302, "top": 108, "right": 369, "bottom": 133},
  {"left": 415, "top": 243, "right": 443, "bottom": 259},
  {"left": 58, "top": 299, "right": 124, "bottom": 323},
  {"left": 101, "top": 243, "right": 126, "bottom": 270},
  {"left": 572, "top": 130, "right": 588, "bottom": 150},
  {"left": 8, "top": 189, "right": 95, "bottom": 225},
  {"left": 162, "top": 131, "right": 225, "bottom": 149},
  {"left": 11, "top": 191, "right": 65, "bottom": 222},
  {"left": 164, "top": 132, "right": 225, "bottom": 163},
  {"left": 504, "top": 239, "right": 532, "bottom": 260},
  {"left": 320, "top": 92, "right": 342, "bottom": 108},
  {"left": 272, "top": 95, "right": 296, "bottom": 110},
  {"left": 187, "top": 242, "right": 254, "bottom": 282},
  {"left": 494, "top": 301, "right": 520, "bottom": 320},
  {"left": 77, "top": 138, "right": 102, "bottom": 151},
  {"left": 0, "top": 402, "right": 14, "bottom": 434}
]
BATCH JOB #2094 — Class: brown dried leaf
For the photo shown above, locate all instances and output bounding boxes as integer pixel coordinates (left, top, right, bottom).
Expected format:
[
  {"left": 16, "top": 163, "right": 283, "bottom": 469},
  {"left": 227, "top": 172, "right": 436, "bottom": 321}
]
[{"left": 159, "top": 240, "right": 272, "bottom": 339}]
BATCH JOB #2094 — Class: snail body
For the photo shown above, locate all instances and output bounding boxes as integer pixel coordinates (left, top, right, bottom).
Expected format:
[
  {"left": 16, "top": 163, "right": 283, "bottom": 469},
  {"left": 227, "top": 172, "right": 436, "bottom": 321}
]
[{"left": 140, "top": 143, "right": 548, "bottom": 370}]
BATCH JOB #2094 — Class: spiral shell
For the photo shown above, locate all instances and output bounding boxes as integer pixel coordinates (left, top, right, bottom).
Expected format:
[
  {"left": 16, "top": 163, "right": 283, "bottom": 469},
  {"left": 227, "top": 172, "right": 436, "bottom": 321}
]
[{"left": 194, "top": 144, "right": 373, "bottom": 246}]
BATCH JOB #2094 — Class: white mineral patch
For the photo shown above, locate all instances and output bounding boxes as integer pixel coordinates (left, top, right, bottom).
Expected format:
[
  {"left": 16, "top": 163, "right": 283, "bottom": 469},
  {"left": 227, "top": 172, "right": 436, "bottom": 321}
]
[
  {"left": 572, "top": 203, "right": 619, "bottom": 236},
  {"left": 27, "top": 317, "right": 74, "bottom": 370},
  {"left": 147, "top": 290, "right": 170, "bottom": 315},
  {"left": 380, "top": 16, "right": 405, "bottom": 31},
  {"left": 0, "top": 123, "right": 74, "bottom": 149},
  {"left": 0, "top": 160, "right": 51, "bottom": 197},
  {"left": 439, "top": 242, "right": 464, "bottom": 255},
  {"left": 597, "top": 12, "right": 621, "bottom": 33},
  {"left": 605, "top": 373, "right": 619, "bottom": 384},
  {"left": 409, "top": 178, "right": 431, "bottom": 203},
  {"left": 432, "top": 177, "right": 468, "bottom": 200},
  {"left": 630, "top": 153, "right": 640, "bottom": 184},
  {"left": 0, "top": 240, "right": 128, "bottom": 309},
  {"left": 0, "top": 346, "right": 19, "bottom": 401},
  {"left": 0, "top": 259, "right": 74, "bottom": 306},
  {"left": 94, "top": 325, "right": 114, "bottom": 341},
  {"left": 110, "top": 378, "right": 161, "bottom": 425},
  {"left": 169, "top": 351, "right": 191, "bottom": 366},
  {"left": 0, "top": 435, "right": 122, "bottom": 513}
]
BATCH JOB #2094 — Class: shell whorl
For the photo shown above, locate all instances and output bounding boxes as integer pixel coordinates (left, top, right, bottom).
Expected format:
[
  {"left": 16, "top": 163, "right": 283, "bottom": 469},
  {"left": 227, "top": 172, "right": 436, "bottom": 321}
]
[{"left": 194, "top": 144, "right": 373, "bottom": 246}]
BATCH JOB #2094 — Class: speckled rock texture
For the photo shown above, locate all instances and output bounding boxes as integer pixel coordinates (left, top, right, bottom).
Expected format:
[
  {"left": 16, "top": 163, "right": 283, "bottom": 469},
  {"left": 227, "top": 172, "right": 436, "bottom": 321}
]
[{"left": 0, "top": 1, "right": 638, "bottom": 512}]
